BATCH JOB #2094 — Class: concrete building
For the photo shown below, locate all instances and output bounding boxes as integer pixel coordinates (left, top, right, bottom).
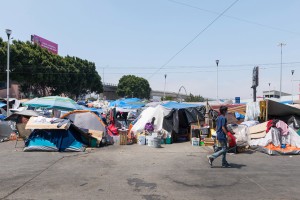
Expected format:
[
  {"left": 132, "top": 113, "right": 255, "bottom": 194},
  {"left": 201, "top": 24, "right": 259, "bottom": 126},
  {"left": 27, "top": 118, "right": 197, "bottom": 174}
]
[{"left": 263, "top": 90, "right": 291, "bottom": 99}]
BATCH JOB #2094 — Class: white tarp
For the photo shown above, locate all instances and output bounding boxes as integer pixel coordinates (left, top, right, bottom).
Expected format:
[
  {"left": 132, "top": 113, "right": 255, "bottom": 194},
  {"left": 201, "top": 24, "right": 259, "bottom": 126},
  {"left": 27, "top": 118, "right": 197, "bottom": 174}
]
[
  {"left": 250, "top": 127, "right": 300, "bottom": 148},
  {"left": 245, "top": 102, "right": 260, "bottom": 121},
  {"left": 131, "top": 105, "right": 171, "bottom": 135}
]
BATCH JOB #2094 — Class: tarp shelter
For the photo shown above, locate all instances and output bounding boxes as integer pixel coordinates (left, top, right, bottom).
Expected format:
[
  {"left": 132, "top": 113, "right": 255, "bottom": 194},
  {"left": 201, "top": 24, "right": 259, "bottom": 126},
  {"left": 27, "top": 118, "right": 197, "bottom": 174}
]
[
  {"left": 24, "top": 117, "right": 88, "bottom": 152},
  {"left": 162, "top": 102, "right": 206, "bottom": 136},
  {"left": 109, "top": 98, "right": 145, "bottom": 110},
  {"left": 5, "top": 110, "right": 40, "bottom": 121},
  {"left": 250, "top": 127, "right": 300, "bottom": 155},
  {"left": 0, "top": 121, "right": 13, "bottom": 140},
  {"left": 266, "top": 99, "right": 300, "bottom": 122},
  {"left": 131, "top": 105, "right": 171, "bottom": 135}
]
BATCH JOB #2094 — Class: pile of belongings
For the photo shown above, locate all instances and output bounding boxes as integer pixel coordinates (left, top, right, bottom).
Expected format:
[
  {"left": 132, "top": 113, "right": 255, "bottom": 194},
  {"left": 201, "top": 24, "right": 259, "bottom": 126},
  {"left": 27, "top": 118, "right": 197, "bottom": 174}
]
[{"left": 249, "top": 119, "right": 300, "bottom": 155}]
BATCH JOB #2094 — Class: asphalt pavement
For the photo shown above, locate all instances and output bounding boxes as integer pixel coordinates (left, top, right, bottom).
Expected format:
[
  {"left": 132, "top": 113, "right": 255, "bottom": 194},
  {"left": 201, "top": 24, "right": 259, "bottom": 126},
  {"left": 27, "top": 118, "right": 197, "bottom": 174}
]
[{"left": 0, "top": 141, "right": 299, "bottom": 200}]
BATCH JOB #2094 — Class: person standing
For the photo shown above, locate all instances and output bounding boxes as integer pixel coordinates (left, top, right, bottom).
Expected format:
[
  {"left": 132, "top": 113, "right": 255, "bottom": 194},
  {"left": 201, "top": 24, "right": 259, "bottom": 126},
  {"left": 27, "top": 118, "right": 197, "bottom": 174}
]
[{"left": 207, "top": 106, "right": 231, "bottom": 168}]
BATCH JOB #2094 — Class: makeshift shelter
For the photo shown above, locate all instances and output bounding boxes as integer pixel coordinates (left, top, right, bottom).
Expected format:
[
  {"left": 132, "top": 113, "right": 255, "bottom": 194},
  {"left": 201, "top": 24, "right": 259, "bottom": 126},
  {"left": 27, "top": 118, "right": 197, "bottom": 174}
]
[
  {"left": 250, "top": 127, "right": 300, "bottom": 155},
  {"left": 61, "top": 110, "right": 106, "bottom": 134},
  {"left": 131, "top": 105, "right": 171, "bottom": 135},
  {"left": 5, "top": 110, "right": 40, "bottom": 122},
  {"left": 0, "top": 121, "right": 13, "bottom": 140},
  {"left": 265, "top": 99, "right": 300, "bottom": 122},
  {"left": 61, "top": 110, "right": 106, "bottom": 143},
  {"left": 109, "top": 98, "right": 145, "bottom": 111},
  {"left": 24, "top": 117, "right": 88, "bottom": 152},
  {"left": 162, "top": 102, "right": 206, "bottom": 138}
]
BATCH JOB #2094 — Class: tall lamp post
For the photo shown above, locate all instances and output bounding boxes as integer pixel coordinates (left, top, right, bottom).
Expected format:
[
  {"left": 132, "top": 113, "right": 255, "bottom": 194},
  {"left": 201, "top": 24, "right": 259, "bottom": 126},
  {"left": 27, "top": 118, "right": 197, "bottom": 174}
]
[
  {"left": 278, "top": 43, "right": 286, "bottom": 100},
  {"left": 163, "top": 74, "right": 167, "bottom": 101},
  {"left": 268, "top": 83, "right": 271, "bottom": 98},
  {"left": 291, "top": 70, "right": 295, "bottom": 104},
  {"left": 5, "top": 29, "right": 12, "bottom": 116},
  {"left": 216, "top": 60, "right": 219, "bottom": 101}
]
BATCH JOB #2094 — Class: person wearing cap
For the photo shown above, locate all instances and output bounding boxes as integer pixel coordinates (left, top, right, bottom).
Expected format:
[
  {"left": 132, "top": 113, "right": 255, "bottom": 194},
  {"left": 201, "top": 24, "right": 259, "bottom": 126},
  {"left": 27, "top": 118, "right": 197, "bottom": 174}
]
[{"left": 207, "top": 106, "right": 231, "bottom": 168}]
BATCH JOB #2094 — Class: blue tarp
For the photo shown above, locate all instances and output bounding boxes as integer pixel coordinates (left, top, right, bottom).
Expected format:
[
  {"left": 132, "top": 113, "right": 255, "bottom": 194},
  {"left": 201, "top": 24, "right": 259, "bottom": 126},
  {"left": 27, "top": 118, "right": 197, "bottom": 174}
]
[
  {"left": 162, "top": 102, "right": 200, "bottom": 109},
  {"left": 109, "top": 98, "right": 145, "bottom": 109},
  {"left": 0, "top": 102, "right": 6, "bottom": 108},
  {"left": 24, "top": 126, "right": 86, "bottom": 152}
]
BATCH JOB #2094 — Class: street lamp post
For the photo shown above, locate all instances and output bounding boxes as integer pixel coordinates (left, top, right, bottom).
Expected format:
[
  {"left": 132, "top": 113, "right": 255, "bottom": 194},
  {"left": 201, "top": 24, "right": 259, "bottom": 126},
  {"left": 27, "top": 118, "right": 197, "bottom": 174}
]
[
  {"left": 278, "top": 43, "right": 286, "bottom": 100},
  {"left": 215, "top": 60, "right": 219, "bottom": 101},
  {"left": 268, "top": 83, "right": 271, "bottom": 98},
  {"left": 163, "top": 74, "right": 167, "bottom": 101},
  {"left": 5, "top": 29, "right": 12, "bottom": 116},
  {"left": 291, "top": 70, "right": 295, "bottom": 104}
]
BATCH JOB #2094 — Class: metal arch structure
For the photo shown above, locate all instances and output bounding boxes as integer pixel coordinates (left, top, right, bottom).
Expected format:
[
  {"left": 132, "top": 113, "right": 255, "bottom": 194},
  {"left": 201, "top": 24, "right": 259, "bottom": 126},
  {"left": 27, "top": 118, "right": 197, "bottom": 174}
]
[{"left": 177, "top": 86, "right": 188, "bottom": 103}]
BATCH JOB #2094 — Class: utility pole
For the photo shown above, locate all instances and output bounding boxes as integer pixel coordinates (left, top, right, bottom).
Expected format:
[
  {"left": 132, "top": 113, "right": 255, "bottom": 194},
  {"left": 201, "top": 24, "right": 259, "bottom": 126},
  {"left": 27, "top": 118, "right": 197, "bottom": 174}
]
[
  {"left": 163, "top": 74, "right": 167, "bottom": 101},
  {"left": 291, "top": 70, "right": 295, "bottom": 104},
  {"left": 5, "top": 29, "right": 12, "bottom": 117},
  {"left": 215, "top": 60, "right": 219, "bottom": 101},
  {"left": 278, "top": 43, "right": 286, "bottom": 100}
]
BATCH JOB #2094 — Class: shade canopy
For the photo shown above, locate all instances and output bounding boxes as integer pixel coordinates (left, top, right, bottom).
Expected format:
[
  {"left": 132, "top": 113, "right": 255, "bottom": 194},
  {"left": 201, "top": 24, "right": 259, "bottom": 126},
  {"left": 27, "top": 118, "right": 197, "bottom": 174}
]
[{"left": 23, "top": 96, "right": 82, "bottom": 111}]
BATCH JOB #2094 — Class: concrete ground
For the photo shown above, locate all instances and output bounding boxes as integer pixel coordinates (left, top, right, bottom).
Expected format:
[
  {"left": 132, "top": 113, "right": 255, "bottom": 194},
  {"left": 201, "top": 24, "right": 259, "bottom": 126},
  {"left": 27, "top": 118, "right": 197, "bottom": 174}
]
[{"left": 0, "top": 141, "right": 300, "bottom": 200}]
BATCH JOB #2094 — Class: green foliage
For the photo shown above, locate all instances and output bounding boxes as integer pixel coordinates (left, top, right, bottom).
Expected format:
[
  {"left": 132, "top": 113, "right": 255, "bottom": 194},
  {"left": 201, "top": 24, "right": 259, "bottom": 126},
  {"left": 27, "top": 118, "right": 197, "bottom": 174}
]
[
  {"left": 0, "top": 38, "right": 103, "bottom": 99},
  {"left": 185, "top": 93, "right": 205, "bottom": 102},
  {"left": 117, "top": 75, "right": 151, "bottom": 99},
  {"left": 161, "top": 96, "right": 174, "bottom": 101}
]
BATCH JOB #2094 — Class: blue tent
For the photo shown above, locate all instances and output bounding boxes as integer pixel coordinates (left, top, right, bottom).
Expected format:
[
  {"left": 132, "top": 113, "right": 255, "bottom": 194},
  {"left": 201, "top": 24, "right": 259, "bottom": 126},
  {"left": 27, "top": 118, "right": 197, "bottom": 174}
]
[
  {"left": 162, "top": 102, "right": 200, "bottom": 109},
  {"left": 109, "top": 98, "right": 145, "bottom": 109},
  {"left": 24, "top": 125, "right": 87, "bottom": 152}
]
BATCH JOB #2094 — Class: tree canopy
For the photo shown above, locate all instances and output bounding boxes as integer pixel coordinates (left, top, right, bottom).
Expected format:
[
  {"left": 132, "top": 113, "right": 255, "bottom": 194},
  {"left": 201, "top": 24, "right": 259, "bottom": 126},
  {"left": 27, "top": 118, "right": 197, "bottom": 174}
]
[
  {"left": 117, "top": 75, "right": 151, "bottom": 99},
  {"left": 185, "top": 93, "right": 205, "bottom": 102},
  {"left": 0, "top": 37, "right": 103, "bottom": 99}
]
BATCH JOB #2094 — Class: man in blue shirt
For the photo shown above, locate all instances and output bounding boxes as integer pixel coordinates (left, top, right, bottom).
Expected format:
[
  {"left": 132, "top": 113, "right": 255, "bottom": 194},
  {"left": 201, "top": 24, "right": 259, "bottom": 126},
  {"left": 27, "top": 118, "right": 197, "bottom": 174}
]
[{"left": 207, "top": 106, "right": 231, "bottom": 168}]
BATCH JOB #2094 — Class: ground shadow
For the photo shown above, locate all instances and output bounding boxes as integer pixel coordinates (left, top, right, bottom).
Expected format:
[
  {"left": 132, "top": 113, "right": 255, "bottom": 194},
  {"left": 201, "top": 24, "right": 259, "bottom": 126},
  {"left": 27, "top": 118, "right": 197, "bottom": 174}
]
[{"left": 211, "top": 163, "right": 247, "bottom": 169}]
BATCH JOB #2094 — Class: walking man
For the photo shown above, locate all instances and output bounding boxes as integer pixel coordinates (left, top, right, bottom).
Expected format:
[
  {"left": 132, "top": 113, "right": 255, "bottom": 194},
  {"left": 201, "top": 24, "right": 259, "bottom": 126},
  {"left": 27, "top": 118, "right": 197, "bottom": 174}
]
[{"left": 207, "top": 106, "right": 231, "bottom": 168}]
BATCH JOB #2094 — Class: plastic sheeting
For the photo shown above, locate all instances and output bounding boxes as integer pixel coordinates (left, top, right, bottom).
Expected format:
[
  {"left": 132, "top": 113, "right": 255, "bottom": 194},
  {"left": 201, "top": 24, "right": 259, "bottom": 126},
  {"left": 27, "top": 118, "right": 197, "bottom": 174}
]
[
  {"left": 163, "top": 106, "right": 206, "bottom": 135},
  {"left": 131, "top": 105, "right": 171, "bottom": 135},
  {"left": 245, "top": 102, "right": 260, "bottom": 121},
  {"left": 250, "top": 127, "right": 300, "bottom": 155}
]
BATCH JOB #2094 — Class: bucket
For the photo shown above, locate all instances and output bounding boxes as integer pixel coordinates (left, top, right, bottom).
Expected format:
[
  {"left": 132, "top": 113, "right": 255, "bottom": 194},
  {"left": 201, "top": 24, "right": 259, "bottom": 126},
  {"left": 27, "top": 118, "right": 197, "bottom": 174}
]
[
  {"left": 147, "top": 136, "right": 154, "bottom": 147},
  {"left": 138, "top": 135, "right": 146, "bottom": 145},
  {"left": 191, "top": 138, "right": 200, "bottom": 146},
  {"left": 153, "top": 137, "right": 161, "bottom": 148},
  {"left": 166, "top": 137, "right": 172, "bottom": 144}
]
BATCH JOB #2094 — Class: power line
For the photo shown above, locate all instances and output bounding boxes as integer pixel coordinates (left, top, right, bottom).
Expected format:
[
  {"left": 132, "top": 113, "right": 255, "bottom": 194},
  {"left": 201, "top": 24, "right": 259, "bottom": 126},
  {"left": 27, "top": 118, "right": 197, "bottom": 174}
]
[
  {"left": 147, "top": 0, "right": 240, "bottom": 79},
  {"left": 2, "top": 65, "right": 297, "bottom": 75},
  {"left": 168, "top": 0, "right": 300, "bottom": 35}
]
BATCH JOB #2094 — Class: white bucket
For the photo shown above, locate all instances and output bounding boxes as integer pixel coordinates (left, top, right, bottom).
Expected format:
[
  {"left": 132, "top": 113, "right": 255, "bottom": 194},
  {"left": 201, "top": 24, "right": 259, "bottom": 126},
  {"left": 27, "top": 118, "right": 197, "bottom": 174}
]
[
  {"left": 153, "top": 137, "right": 161, "bottom": 148},
  {"left": 138, "top": 135, "right": 146, "bottom": 145},
  {"left": 191, "top": 138, "right": 200, "bottom": 146},
  {"left": 113, "top": 136, "right": 120, "bottom": 145},
  {"left": 147, "top": 136, "right": 154, "bottom": 147}
]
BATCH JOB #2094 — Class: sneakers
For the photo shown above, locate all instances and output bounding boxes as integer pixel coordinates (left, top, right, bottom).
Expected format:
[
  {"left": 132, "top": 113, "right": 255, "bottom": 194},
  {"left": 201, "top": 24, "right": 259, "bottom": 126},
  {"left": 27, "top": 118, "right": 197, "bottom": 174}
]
[
  {"left": 222, "top": 163, "right": 231, "bottom": 168},
  {"left": 207, "top": 156, "right": 214, "bottom": 167}
]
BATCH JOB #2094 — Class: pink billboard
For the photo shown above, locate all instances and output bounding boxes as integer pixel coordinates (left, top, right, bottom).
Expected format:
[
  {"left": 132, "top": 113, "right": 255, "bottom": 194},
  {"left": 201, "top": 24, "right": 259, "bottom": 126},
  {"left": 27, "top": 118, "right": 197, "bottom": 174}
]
[{"left": 31, "top": 35, "right": 58, "bottom": 54}]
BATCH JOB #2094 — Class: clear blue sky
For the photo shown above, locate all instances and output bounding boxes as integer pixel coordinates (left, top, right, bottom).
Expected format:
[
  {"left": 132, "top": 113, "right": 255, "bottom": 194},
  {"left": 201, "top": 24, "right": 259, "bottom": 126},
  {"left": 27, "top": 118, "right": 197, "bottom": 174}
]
[{"left": 1, "top": 0, "right": 300, "bottom": 99}]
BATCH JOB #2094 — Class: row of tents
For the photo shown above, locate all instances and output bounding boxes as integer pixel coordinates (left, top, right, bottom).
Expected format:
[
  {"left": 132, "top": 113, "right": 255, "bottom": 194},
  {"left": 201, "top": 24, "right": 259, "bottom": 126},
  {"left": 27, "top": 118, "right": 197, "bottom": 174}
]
[{"left": 1, "top": 96, "right": 300, "bottom": 155}]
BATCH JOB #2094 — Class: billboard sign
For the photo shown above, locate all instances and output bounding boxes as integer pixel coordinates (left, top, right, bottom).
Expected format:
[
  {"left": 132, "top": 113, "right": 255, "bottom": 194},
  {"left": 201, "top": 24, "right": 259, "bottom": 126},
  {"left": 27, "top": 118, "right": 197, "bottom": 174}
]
[{"left": 31, "top": 35, "right": 58, "bottom": 54}]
